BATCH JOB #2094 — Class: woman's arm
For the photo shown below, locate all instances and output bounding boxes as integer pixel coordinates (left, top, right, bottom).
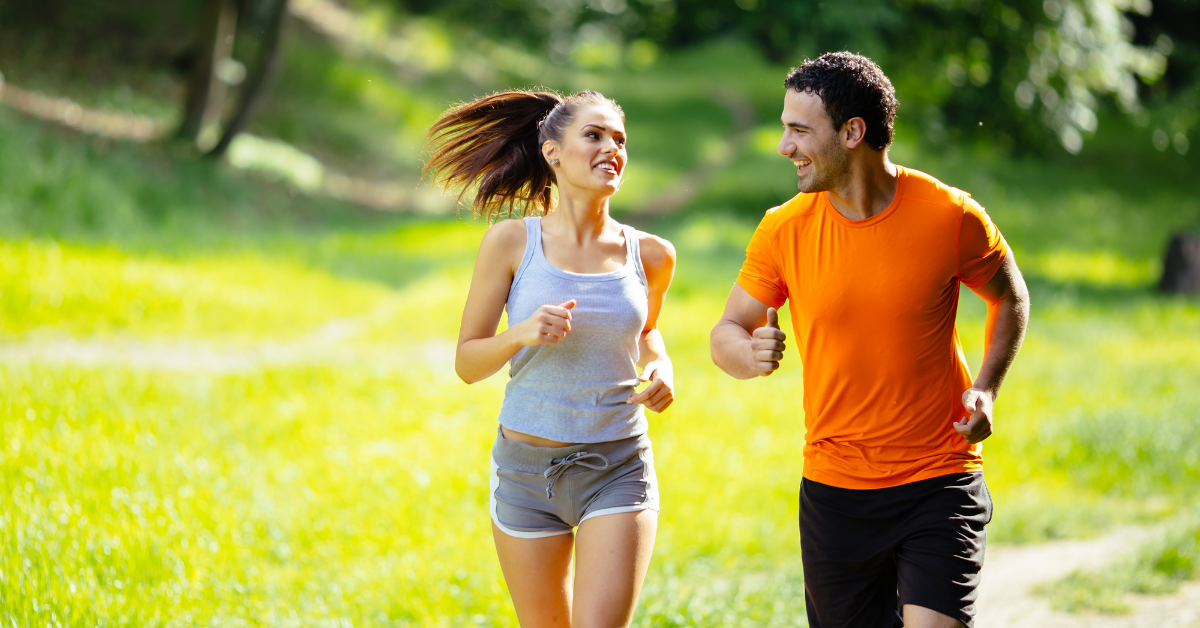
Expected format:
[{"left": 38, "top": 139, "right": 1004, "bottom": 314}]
[
  {"left": 455, "top": 220, "right": 576, "bottom": 384},
  {"left": 627, "top": 232, "right": 677, "bottom": 413}
]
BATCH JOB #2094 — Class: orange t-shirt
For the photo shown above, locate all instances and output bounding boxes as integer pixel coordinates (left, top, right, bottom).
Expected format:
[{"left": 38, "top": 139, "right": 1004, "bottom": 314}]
[{"left": 737, "top": 166, "right": 1008, "bottom": 489}]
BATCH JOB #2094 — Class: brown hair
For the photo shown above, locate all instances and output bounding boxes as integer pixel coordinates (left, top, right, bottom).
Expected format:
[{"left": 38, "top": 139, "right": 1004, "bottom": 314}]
[{"left": 423, "top": 89, "right": 624, "bottom": 221}]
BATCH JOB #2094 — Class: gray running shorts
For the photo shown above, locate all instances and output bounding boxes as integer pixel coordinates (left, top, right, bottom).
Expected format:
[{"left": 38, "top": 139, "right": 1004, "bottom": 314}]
[{"left": 489, "top": 428, "right": 659, "bottom": 538}]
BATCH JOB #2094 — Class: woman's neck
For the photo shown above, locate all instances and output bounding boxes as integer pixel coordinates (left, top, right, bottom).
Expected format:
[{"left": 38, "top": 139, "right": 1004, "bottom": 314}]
[{"left": 543, "top": 188, "right": 613, "bottom": 243}]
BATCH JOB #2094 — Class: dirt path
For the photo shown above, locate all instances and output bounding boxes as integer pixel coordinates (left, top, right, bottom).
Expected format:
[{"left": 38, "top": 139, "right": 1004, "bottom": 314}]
[
  {"left": 978, "top": 526, "right": 1200, "bottom": 627},
  {"left": 0, "top": 336, "right": 457, "bottom": 373},
  {"left": 0, "top": 301, "right": 457, "bottom": 373}
]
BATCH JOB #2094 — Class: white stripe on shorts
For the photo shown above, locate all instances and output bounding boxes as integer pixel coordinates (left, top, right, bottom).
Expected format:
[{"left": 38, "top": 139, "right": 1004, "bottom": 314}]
[{"left": 490, "top": 457, "right": 573, "bottom": 539}]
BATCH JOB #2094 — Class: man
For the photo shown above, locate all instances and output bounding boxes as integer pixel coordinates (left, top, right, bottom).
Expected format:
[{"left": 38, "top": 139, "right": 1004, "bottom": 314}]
[{"left": 710, "top": 52, "right": 1030, "bottom": 628}]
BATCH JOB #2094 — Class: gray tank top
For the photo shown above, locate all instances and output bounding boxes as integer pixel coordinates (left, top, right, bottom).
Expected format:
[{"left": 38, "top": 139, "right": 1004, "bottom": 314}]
[{"left": 498, "top": 216, "right": 650, "bottom": 443}]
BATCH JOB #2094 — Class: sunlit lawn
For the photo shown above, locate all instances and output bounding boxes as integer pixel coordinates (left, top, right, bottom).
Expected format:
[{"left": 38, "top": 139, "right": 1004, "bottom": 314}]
[
  {"left": 2, "top": 43, "right": 1200, "bottom": 622},
  {"left": 3, "top": 194, "right": 1199, "bottom": 625}
]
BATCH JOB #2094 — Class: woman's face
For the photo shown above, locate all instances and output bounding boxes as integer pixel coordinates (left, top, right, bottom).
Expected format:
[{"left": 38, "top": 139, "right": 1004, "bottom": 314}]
[{"left": 544, "top": 104, "right": 627, "bottom": 197}]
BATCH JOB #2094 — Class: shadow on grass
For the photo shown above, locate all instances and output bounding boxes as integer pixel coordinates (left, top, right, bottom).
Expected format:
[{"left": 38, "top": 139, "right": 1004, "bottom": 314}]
[{"left": 0, "top": 109, "right": 482, "bottom": 293}]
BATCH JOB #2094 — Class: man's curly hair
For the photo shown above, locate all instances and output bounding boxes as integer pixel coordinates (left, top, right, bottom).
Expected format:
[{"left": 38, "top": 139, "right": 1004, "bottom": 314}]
[{"left": 784, "top": 52, "right": 899, "bottom": 151}]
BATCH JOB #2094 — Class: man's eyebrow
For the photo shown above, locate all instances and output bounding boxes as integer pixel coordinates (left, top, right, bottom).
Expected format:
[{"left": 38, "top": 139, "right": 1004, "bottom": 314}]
[{"left": 783, "top": 120, "right": 814, "bottom": 130}]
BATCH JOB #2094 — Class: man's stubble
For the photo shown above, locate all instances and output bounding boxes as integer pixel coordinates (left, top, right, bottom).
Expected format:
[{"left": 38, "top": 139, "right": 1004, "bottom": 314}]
[{"left": 797, "top": 134, "right": 852, "bottom": 195}]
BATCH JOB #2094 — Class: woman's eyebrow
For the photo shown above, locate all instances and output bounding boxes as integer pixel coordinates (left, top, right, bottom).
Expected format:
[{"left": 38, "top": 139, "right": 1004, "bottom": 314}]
[{"left": 582, "top": 123, "right": 625, "bottom": 133}]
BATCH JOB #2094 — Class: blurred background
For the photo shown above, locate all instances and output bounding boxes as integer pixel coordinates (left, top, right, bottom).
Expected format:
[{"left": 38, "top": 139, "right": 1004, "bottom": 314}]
[{"left": 0, "top": 0, "right": 1197, "bottom": 625}]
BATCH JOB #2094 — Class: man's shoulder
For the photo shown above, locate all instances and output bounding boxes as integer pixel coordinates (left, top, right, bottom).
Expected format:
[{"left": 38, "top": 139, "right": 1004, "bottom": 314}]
[
  {"left": 897, "top": 165, "right": 972, "bottom": 212},
  {"left": 761, "top": 192, "right": 822, "bottom": 228}
]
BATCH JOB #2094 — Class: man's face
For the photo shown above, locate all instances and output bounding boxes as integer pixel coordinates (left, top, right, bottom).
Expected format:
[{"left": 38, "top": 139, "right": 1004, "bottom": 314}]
[{"left": 777, "top": 89, "right": 850, "bottom": 193}]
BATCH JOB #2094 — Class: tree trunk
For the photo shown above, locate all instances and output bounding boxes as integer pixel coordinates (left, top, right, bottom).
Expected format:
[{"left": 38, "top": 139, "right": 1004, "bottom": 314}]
[
  {"left": 177, "top": 0, "right": 239, "bottom": 144},
  {"left": 1159, "top": 232, "right": 1200, "bottom": 294},
  {"left": 207, "top": 0, "right": 290, "bottom": 160}
]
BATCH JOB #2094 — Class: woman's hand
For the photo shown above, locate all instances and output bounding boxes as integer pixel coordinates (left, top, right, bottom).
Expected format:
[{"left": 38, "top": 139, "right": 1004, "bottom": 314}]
[
  {"left": 512, "top": 299, "right": 576, "bottom": 347},
  {"left": 627, "top": 359, "right": 674, "bottom": 413}
]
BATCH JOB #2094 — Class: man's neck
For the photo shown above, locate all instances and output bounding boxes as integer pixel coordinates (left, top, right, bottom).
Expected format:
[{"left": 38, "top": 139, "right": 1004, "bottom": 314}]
[{"left": 826, "top": 155, "right": 900, "bottom": 221}]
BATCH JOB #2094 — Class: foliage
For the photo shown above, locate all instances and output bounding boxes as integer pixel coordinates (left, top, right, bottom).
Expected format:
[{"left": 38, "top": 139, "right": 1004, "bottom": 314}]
[
  {"left": 0, "top": 0, "right": 203, "bottom": 63},
  {"left": 384, "top": 0, "right": 1191, "bottom": 153},
  {"left": 3, "top": 0, "right": 1195, "bottom": 161}
]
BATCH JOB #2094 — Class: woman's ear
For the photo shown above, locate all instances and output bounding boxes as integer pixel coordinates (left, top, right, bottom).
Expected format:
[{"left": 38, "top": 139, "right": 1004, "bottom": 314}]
[
  {"left": 542, "top": 140, "right": 560, "bottom": 166},
  {"left": 544, "top": 139, "right": 561, "bottom": 164}
]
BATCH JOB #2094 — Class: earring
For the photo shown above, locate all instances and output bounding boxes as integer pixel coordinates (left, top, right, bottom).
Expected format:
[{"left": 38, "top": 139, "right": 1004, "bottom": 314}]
[{"left": 548, "top": 159, "right": 560, "bottom": 166}]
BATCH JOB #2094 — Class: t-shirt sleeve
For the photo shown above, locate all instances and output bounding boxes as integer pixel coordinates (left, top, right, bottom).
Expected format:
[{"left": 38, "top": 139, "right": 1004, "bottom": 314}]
[
  {"left": 957, "top": 196, "right": 1009, "bottom": 288},
  {"left": 736, "top": 210, "right": 788, "bottom": 309}
]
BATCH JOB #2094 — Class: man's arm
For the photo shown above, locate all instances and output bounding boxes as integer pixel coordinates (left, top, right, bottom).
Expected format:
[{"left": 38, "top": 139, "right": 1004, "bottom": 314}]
[
  {"left": 710, "top": 284, "right": 787, "bottom": 380},
  {"left": 955, "top": 253, "right": 1031, "bottom": 443}
]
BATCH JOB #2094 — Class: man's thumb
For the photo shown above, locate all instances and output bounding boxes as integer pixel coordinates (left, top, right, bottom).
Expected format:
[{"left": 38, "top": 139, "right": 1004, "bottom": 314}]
[
  {"left": 560, "top": 299, "right": 577, "bottom": 310},
  {"left": 766, "top": 307, "right": 779, "bottom": 329}
]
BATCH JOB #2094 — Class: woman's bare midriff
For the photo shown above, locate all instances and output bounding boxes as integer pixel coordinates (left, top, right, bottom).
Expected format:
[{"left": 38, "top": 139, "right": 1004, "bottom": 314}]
[{"left": 500, "top": 425, "right": 578, "bottom": 448}]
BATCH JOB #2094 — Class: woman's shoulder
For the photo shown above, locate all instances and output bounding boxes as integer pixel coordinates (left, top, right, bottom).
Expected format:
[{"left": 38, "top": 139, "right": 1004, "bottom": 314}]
[
  {"left": 481, "top": 217, "right": 528, "bottom": 247},
  {"left": 633, "top": 229, "right": 676, "bottom": 282},
  {"left": 477, "top": 217, "right": 530, "bottom": 271}
]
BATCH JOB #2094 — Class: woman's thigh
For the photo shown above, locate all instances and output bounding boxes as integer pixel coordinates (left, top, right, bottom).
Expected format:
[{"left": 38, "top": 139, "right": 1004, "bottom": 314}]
[
  {"left": 571, "top": 509, "right": 658, "bottom": 628},
  {"left": 492, "top": 523, "right": 576, "bottom": 628}
]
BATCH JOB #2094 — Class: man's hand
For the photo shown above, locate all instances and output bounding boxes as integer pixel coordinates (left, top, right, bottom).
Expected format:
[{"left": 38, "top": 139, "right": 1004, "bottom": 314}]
[
  {"left": 955, "top": 388, "right": 995, "bottom": 444},
  {"left": 751, "top": 307, "right": 787, "bottom": 376},
  {"left": 627, "top": 360, "right": 674, "bottom": 413}
]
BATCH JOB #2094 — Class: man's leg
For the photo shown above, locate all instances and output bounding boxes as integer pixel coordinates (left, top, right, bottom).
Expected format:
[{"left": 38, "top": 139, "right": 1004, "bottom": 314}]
[
  {"left": 902, "top": 604, "right": 964, "bottom": 628},
  {"left": 895, "top": 473, "right": 992, "bottom": 628},
  {"left": 799, "top": 478, "right": 904, "bottom": 628}
]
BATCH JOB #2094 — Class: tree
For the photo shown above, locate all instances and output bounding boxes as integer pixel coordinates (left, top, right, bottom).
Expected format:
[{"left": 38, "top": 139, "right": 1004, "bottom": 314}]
[
  {"left": 175, "top": 0, "right": 290, "bottom": 158},
  {"left": 207, "top": 0, "right": 291, "bottom": 159},
  {"left": 387, "top": 0, "right": 1190, "bottom": 153},
  {"left": 178, "top": 0, "right": 241, "bottom": 144}
]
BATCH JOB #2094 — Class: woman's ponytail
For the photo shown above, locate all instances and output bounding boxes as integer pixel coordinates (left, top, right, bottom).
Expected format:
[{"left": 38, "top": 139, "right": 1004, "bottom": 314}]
[
  {"left": 423, "top": 90, "right": 561, "bottom": 221},
  {"left": 423, "top": 89, "right": 623, "bottom": 222}
]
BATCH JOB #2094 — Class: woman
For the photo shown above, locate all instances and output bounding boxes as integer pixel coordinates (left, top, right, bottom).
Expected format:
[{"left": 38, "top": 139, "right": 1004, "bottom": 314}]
[{"left": 425, "top": 89, "right": 676, "bottom": 627}]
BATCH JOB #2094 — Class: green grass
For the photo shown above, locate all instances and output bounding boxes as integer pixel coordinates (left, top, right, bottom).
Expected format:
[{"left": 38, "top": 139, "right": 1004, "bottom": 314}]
[
  {"left": 0, "top": 238, "right": 393, "bottom": 340},
  {"left": 4, "top": 205, "right": 1199, "bottom": 626},
  {"left": 4, "top": 112, "right": 1200, "bottom": 626},
  {"left": 3, "top": 14, "right": 1200, "bottom": 625}
]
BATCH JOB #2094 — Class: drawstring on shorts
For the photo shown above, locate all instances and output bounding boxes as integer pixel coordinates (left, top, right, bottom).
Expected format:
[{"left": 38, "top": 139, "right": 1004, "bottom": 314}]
[{"left": 543, "top": 451, "right": 609, "bottom": 498}]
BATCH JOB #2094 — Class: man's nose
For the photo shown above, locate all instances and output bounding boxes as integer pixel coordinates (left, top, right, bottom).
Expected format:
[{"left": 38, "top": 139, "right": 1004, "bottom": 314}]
[{"left": 777, "top": 134, "right": 794, "bottom": 157}]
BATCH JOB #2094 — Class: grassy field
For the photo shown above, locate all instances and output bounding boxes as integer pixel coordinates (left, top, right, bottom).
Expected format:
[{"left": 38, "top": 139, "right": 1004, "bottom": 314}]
[
  {"left": 2, "top": 11, "right": 1200, "bottom": 624},
  {"left": 2, "top": 113, "right": 1199, "bottom": 626}
]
